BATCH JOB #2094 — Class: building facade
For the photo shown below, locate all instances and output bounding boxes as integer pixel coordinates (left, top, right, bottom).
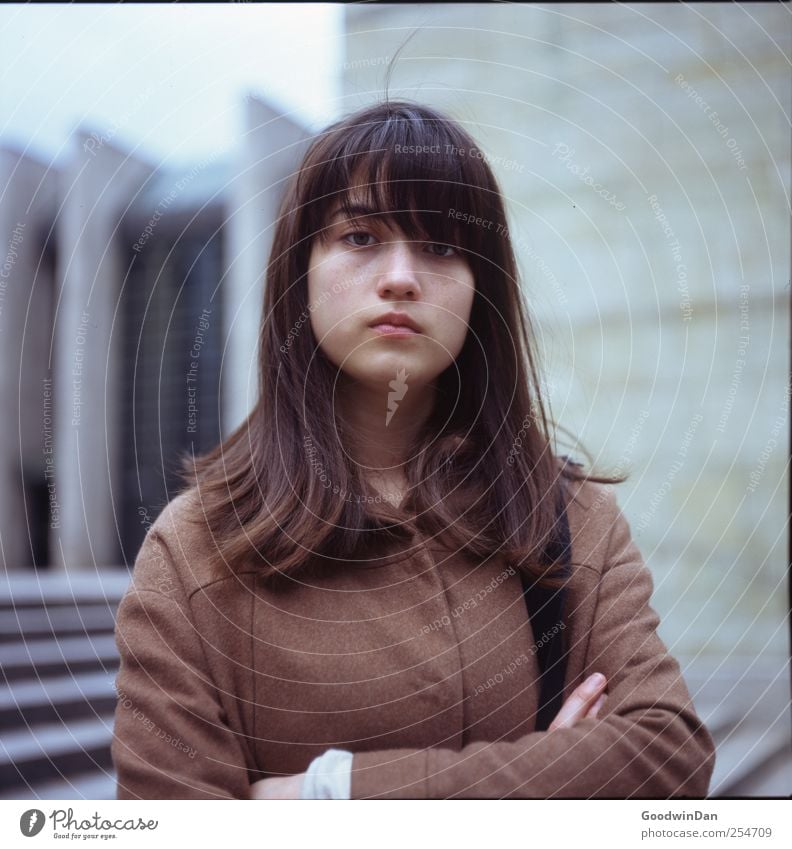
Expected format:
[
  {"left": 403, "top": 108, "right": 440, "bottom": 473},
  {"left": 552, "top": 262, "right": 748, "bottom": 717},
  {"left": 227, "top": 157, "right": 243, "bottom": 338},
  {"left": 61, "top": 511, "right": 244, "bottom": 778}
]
[
  {"left": 342, "top": 3, "right": 790, "bottom": 663},
  {"left": 0, "top": 95, "right": 308, "bottom": 572}
]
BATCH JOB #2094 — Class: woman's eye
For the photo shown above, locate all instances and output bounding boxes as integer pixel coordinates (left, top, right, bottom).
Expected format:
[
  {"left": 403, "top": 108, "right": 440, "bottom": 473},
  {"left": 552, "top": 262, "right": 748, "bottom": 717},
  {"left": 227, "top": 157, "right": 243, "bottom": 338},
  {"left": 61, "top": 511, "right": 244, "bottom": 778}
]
[
  {"left": 426, "top": 242, "right": 457, "bottom": 257},
  {"left": 343, "top": 231, "right": 376, "bottom": 247},
  {"left": 341, "top": 232, "right": 456, "bottom": 256}
]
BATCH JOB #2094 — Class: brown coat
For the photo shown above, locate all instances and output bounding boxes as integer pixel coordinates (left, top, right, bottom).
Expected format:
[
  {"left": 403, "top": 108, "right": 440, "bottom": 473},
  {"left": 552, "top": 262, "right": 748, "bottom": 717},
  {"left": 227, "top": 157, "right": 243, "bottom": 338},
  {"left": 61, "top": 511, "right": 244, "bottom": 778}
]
[{"left": 111, "top": 478, "right": 716, "bottom": 799}]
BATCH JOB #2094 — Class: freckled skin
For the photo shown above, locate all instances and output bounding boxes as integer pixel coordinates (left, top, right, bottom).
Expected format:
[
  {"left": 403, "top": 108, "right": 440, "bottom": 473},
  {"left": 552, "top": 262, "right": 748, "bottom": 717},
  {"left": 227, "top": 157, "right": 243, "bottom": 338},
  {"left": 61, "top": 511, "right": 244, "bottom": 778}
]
[{"left": 307, "top": 212, "right": 476, "bottom": 390}]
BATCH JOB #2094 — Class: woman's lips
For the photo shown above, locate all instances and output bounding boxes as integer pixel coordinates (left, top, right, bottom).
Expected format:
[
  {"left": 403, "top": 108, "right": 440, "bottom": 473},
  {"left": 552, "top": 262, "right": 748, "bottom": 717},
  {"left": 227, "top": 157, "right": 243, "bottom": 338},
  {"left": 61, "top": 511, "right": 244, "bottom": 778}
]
[{"left": 370, "top": 323, "right": 420, "bottom": 336}]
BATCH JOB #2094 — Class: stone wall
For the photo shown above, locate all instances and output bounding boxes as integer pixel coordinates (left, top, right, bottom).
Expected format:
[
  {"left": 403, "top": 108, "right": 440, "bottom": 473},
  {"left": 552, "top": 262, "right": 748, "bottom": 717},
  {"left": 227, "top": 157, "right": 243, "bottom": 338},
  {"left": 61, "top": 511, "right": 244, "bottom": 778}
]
[{"left": 342, "top": 3, "right": 790, "bottom": 659}]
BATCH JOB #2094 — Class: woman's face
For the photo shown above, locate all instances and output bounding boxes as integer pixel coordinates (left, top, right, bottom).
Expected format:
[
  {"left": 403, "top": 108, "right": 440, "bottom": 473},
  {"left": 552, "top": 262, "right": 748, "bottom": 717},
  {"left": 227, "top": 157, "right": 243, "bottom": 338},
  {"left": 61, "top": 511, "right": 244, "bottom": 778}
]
[{"left": 306, "top": 193, "right": 476, "bottom": 389}]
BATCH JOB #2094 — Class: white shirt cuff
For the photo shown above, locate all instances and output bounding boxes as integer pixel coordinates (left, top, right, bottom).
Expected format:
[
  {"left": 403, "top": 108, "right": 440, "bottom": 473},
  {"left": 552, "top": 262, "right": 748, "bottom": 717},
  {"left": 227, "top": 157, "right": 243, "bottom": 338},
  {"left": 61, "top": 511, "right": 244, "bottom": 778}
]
[{"left": 300, "top": 748, "right": 353, "bottom": 799}]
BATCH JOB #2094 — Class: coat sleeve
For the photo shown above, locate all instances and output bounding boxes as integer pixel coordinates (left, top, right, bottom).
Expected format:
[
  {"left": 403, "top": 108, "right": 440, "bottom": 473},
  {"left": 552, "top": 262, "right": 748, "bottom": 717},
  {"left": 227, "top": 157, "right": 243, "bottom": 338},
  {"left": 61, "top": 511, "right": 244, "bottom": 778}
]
[
  {"left": 111, "top": 528, "right": 254, "bottom": 799},
  {"left": 349, "top": 489, "right": 717, "bottom": 799}
]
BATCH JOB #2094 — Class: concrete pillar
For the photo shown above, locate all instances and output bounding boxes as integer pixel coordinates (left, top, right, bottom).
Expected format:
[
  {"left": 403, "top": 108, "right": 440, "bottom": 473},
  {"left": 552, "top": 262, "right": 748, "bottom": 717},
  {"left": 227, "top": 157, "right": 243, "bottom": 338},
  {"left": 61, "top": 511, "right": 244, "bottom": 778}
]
[
  {"left": 222, "top": 95, "right": 310, "bottom": 435},
  {"left": 53, "top": 133, "right": 154, "bottom": 571},
  {"left": 0, "top": 147, "right": 57, "bottom": 572}
]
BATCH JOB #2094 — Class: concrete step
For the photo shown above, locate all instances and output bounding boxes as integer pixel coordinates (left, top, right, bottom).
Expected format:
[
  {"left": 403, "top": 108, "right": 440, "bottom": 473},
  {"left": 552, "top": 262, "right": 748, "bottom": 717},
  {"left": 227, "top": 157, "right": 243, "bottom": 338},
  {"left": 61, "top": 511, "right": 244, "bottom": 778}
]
[
  {"left": 678, "top": 655, "right": 791, "bottom": 797},
  {"left": 0, "top": 605, "right": 118, "bottom": 643},
  {"left": 0, "top": 571, "right": 127, "bottom": 797},
  {"left": 0, "top": 769, "right": 117, "bottom": 800},
  {"left": 729, "top": 742, "right": 792, "bottom": 797},
  {"left": 0, "top": 573, "right": 130, "bottom": 609},
  {"left": 0, "top": 714, "right": 115, "bottom": 791},
  {"left": 709, "top": 714, "right": 791, "bottom": 797},
  {"left": 1, "top": 634, "right": 119, "bottom": 681},
  {"left": 0, "top": 670, "right": 117, "bottom": 731}
]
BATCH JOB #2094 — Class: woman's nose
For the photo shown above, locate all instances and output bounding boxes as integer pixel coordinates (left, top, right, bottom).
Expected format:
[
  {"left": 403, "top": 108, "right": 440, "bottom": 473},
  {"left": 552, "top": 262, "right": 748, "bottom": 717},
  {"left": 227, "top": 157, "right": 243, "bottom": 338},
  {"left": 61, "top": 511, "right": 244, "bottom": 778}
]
[{"left": 375, "top": 241, "right": 421, "bottom": 298}]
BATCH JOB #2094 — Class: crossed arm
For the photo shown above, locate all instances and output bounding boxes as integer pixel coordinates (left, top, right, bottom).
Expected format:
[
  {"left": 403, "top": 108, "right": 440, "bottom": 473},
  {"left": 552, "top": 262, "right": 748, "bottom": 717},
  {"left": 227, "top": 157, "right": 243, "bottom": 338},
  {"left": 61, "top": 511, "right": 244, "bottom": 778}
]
[{"left": 250, "top": 673, "right": 611, "bottom": 799}]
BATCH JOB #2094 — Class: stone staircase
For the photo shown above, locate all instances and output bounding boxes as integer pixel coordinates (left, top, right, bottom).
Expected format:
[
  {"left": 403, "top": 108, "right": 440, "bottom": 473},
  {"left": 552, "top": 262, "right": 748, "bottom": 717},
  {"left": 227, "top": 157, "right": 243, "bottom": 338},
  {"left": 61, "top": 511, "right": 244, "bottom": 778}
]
[
  {"left": 0, "top": 572, "right": 789, "bottom": 799},
  {"left": 680, "top": 654, "right": 791, "bottom": 797},
  {"left": 0, "top": 572, "right": 130, "bottom": 800}
]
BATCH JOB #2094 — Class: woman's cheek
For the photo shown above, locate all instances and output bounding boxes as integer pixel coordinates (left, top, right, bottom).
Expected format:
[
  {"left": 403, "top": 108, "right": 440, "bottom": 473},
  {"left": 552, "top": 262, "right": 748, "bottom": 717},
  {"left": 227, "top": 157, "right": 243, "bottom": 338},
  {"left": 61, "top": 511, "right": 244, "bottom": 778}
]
[
  {"left": 433, "top": 299, "right": 473, "bottom": 361},
  {"left": 311, "top": 305, "right": 357, "bottom": 366}
]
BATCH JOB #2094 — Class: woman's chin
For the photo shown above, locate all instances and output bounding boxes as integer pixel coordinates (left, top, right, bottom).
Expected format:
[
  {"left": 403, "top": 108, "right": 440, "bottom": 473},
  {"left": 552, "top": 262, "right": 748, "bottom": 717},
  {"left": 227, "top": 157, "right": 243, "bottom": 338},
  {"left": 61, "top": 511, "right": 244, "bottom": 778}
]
[
  {"left": 344, "top": 361, "right": 437, "bottom": 390},
  {"left": 346, "top": 350, "right": 419, "bottom": 378}
]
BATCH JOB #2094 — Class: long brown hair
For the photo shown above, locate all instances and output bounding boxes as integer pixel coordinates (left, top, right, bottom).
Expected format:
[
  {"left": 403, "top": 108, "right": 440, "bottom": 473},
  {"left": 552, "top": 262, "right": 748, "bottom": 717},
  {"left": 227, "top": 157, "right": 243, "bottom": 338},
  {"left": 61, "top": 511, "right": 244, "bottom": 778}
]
[{"left": 177, "top": 100, "right": 625, "bottom": 589}]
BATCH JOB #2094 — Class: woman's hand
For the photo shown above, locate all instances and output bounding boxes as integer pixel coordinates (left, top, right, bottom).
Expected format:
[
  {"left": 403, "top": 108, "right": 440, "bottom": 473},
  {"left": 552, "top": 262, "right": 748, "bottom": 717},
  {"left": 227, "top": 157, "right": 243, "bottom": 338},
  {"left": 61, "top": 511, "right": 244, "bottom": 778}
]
[
  {"left": 249, "top": 773, "right": 306, "bottom": 799},
  {"left": 547, "top": 672, "right": 608, "bottom": 732}
]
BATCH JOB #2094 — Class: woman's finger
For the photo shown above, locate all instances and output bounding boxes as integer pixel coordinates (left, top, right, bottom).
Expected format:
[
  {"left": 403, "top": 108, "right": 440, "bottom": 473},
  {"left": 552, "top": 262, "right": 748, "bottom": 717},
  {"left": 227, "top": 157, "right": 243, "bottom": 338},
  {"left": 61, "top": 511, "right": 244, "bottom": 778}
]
[
  {"left": 585, "top": 692, "right": 607, "bottom": 719},
  {"left": 547, "top": 673, "right": 607, "bottom": 732}
]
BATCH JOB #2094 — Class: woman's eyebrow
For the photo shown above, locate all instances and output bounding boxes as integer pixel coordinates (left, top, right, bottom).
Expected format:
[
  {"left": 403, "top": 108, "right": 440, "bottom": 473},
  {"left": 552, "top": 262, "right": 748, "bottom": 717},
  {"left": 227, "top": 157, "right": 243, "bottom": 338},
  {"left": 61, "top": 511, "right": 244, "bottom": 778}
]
[
  {"left": 325, "top": 204, "right": 446, "bottom": 242},
  {"left": 328, "top": 204, "right": 391, "bottom": 224}
]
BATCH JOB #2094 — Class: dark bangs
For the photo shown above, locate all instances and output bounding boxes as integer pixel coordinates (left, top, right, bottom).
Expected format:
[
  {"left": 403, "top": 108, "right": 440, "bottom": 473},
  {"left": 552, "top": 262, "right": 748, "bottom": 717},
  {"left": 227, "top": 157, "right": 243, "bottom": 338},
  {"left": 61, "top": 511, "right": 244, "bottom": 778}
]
[{"left": 299, "top": 102, "right": 509, "bottom": 265}]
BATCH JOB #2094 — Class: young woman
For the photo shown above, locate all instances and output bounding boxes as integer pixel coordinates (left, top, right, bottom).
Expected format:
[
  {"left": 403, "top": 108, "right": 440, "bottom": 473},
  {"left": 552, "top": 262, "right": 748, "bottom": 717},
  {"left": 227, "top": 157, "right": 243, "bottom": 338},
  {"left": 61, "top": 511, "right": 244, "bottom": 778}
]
[{"left": 111, "top": 100, "right": 716, "bottom": 799}]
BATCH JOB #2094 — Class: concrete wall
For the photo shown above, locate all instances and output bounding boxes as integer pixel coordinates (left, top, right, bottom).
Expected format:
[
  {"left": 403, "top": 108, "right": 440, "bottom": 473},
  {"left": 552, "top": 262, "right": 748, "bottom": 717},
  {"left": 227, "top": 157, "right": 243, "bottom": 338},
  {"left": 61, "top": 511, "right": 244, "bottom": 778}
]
[
  {"left": 52, "top": 134, "right": 155, "bottom": 571},
  {"left": 342, "top": 3, "right": 790, "bottom": 660},
  {"left": 0, "top": 148, "right": 58, "bottom": 570},
  {"left": 222, "top": 95, "right": 310, "bottom": 434}
]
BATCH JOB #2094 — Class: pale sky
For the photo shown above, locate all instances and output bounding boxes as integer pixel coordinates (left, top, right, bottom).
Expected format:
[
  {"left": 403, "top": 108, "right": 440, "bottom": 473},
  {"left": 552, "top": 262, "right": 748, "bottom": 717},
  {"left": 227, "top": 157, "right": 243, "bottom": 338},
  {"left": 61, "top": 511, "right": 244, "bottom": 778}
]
[{"left": 0, "top": 3, "right": 344, "bottom": 166}]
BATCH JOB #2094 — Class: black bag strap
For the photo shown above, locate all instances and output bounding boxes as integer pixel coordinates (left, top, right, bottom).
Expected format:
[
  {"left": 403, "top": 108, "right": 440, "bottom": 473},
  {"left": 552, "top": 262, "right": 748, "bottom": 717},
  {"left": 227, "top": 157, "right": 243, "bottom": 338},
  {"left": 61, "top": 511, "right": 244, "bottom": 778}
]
[{"left": 521, "top": 466, "right": 574, "bottom": 731}]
